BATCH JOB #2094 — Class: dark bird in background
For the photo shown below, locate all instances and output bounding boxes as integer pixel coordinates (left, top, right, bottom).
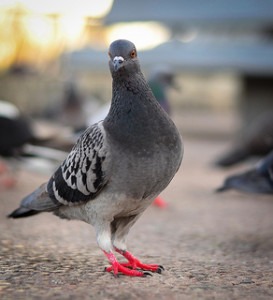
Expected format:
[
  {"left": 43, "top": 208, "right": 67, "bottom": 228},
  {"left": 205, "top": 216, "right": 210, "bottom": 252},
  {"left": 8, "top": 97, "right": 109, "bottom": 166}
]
[
  {"left": 0, "top": 100, "right": 34, "bottom": 157},
  {"left": 0, "top": 100, "right": 68, "bottom": 187},
  {"left": 148, "top": 65, "right": 177, "bottom": 115},
  {"left": 0, "top": 100, "right": 35, "bottom": 187},
  {"left": 216, "top": 150, "right": 273, "bottom": 194},
  {"left": 215, "top": 111, "right": 273, "bottom": 167},
  {"left": 8, "top": 40, "right": 183, "bottom": 277}
]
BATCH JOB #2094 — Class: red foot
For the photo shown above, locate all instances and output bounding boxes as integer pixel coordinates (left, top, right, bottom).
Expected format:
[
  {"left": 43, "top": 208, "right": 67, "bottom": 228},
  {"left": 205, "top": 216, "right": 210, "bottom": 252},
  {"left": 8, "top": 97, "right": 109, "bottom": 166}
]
[
  {"left": 0, "top": 161, "right": 17, "bottom": 189},
  {"left": 0, "top": 161, "right": 8, "bottom": 174},
  {"left": 115, "top": 248, "right": 163, "bottom": 272},
  {"left": 1, "top": 177, "right": 17, "bottom": 189},
  {"left": 103, "top": 251, "right": 149, "bottom": 277},
  {"left": 104, "top": 248, "right": 164, "bottom": 276},
  {"left": 153, "top": 196, "right": 168, "bottom": 208}
]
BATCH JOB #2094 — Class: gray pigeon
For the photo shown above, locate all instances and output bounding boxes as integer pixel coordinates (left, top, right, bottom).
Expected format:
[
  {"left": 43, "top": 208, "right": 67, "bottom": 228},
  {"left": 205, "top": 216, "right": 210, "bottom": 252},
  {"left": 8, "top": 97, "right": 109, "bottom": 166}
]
[
  {"left": 8, "top": 40, "right": 183, "bottom": 277},
  {"left": 216, "top": 150, "right": 273, "bottom": 194}
]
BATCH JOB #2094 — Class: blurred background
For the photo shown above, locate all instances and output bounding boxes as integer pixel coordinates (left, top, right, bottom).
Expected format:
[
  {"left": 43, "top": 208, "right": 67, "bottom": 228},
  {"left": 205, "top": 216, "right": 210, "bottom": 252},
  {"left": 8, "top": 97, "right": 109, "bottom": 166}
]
[{"left": 0, "top": 0, "right": 273, "bottom": 175}]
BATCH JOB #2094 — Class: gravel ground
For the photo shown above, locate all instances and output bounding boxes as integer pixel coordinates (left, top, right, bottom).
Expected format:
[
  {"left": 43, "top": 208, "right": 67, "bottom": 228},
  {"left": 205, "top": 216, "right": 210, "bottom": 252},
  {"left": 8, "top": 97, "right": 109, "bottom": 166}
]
[{"left": 0, "top": 127, "right": 273, "bottom": 299}]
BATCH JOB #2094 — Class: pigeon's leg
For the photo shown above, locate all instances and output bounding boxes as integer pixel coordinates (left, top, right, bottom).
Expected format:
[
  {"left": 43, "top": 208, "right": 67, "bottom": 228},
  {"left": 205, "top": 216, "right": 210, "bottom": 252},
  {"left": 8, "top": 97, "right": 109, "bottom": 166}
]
[
  {"left": 106, "top": 215, "right": 164, "bottom": 274},
  {"left": 96, "top": 224, "right": 149, "bottom": 277}
]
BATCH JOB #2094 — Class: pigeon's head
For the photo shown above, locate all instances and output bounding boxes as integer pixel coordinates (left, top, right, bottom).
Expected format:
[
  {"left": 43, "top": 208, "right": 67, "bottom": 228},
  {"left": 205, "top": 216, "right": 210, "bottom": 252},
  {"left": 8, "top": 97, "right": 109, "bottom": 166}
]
[{"left": 108, "top": 39, "right": 140, "bottom": 75}]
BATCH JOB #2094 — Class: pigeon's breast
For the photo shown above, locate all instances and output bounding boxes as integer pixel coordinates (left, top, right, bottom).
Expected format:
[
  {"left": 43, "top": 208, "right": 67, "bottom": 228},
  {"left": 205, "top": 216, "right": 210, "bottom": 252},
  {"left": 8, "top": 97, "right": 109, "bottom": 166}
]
[{"left": 108, "top": 121, "right": 182, "bottom": 200}]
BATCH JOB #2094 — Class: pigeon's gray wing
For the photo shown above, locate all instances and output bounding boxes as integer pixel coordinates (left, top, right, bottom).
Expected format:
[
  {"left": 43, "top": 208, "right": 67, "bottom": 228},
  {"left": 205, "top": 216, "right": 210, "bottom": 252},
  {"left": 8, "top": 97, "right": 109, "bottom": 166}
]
[{"left": 47, "top": 121, "right": 110, "bottom": 205}]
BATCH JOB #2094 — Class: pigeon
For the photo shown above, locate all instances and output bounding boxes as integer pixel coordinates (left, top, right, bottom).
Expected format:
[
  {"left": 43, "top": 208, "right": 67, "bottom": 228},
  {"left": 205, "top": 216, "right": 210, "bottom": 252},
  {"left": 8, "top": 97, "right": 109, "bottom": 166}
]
[
  {"left": 215, "top": 111, "right": 273, "bottom": 167},
  {"left": 0, "top": 100, "right": 35, "bottom": 187},
  {"left": 8, "top": 39, "right": 183, "bottom": 277},
  {"left": 216, "top": 150, "right": 273, "bottom": 194}
]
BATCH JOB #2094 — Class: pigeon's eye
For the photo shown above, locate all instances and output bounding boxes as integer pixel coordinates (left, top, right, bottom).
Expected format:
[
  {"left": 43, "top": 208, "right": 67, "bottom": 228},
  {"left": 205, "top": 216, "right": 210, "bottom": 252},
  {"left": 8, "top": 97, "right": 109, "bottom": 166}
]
[
  {"left": 108, "top": 51, "right": 111, "bottom": 58},
  {"left": 131, "top": 50, "right": 136, "bottom": 58}
]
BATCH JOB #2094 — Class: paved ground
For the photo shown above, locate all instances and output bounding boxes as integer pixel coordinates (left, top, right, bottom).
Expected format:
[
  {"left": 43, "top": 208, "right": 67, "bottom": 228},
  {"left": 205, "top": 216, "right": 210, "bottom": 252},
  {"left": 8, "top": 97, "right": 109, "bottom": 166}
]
[{"left": 0, "top": 114, "right": 273, "bottom": 300}]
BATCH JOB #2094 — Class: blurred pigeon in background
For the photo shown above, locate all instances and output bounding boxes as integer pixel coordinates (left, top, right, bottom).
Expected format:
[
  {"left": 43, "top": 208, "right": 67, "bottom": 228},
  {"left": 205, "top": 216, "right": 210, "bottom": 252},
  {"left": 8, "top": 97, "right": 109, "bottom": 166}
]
[
  {"left": 216, "top": 150, "right": 273, "bottom": 194},
  {"left": 215, "top": 111, "right": 273, "bottom": 167},
  {"left": 0, "top": 100, "right": 34, "bottom": 157},
  {"left": 0, "top": 100, "right": 35, "bottom": 187},
  {"left": 8, "top": 40, "right": 183, "bottom": 277},
  {"left": 148, "top": 65, "right": 178, "bottom": 115},
  {"left": 0, "top": 100, "right": 68, "bottom": 187}
]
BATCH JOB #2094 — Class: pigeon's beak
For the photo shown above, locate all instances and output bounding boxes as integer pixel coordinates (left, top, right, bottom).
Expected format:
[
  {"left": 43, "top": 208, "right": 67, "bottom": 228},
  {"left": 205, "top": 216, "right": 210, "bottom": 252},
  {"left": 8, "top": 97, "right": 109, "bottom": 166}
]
[{"left": 113, "top": 56, "right": 125, "bottom": 72}]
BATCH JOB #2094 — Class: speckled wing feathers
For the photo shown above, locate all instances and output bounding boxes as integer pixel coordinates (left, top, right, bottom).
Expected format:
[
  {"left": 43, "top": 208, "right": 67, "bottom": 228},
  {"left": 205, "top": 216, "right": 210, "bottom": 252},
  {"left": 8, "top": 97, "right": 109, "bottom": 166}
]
[{"left": 47, "top": 122, "right": 109, "bottom": 206}]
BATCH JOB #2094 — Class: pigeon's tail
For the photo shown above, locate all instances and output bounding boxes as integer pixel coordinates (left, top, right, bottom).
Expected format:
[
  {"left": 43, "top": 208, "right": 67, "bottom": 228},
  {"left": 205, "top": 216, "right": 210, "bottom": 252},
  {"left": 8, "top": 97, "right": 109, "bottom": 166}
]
[
  {"left": 214, "top": 147, "right": 250, "bottom": 167},
  {"left": 8, "top": 207, "right": 40, "bottom": 218},
  {"left": 215, "top": 185, "right": 228, "bottom": 193},
  {"left": 7, "top": 182, "right": 60, "bottom": 219}
]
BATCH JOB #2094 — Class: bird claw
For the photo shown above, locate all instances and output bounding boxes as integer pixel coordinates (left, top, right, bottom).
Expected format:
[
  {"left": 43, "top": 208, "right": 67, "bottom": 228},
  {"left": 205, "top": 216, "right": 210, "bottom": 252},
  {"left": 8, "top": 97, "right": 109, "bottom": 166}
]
[
  {"left": 143, "top": 271, "right": 153, "bottom": 277},
  {"left": 158, "top": 265, "right": 164, "bottom": 270},
  {"left": 156, "top": 267, "right": 162, "bottom": 274},
  {"left": 104, "top": 262, "right": 161, "bottom": 277},
  {"left": 154, "top": 265, "right": 164, "bottom": 274},
  {"left": 103, "top": 250, "right": 164, "bottom": 277}
]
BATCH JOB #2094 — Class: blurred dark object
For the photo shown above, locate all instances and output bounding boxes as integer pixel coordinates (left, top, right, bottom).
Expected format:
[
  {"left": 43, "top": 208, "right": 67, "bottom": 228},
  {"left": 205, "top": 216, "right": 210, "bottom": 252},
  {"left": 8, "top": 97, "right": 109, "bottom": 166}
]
[
  {"left": 215, "top": 111, "right": 273, "bottom": 167},
  {"left": 216, "top": 150, "right": 273, "bottom": 194},
  {"left": 0, "top": 100, "right": 35, "bottom": 188},
  {"left": 148, "top": 66, "right": 178, "bottom": 114},
  {"left": 0, "top": 100, "right": 69, "bottom": 188},
  {"left": 0, "top": 101, "right": 66, "bottom": 156},
  {"left": 239, "top": 75, "right": 273, "bottom": 127},
  {"left": 8, "top": 63, "right": 36, "bottom": 77},
  {"left": 0, "top": 100, "right": 34, "bottom": 157}
]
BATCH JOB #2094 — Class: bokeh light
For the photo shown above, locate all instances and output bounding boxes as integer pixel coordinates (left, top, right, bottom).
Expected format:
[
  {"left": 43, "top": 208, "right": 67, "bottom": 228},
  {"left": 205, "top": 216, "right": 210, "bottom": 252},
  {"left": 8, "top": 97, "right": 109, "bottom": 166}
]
[
  {"left": 0, "top": 0, "right": 114, "bottom": 17},
  {"left": 106, "top": 22, "right": 171, "bottom": 50},
  {"left": 0, "top": 0, "right": 114, "bottom": 69}
]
